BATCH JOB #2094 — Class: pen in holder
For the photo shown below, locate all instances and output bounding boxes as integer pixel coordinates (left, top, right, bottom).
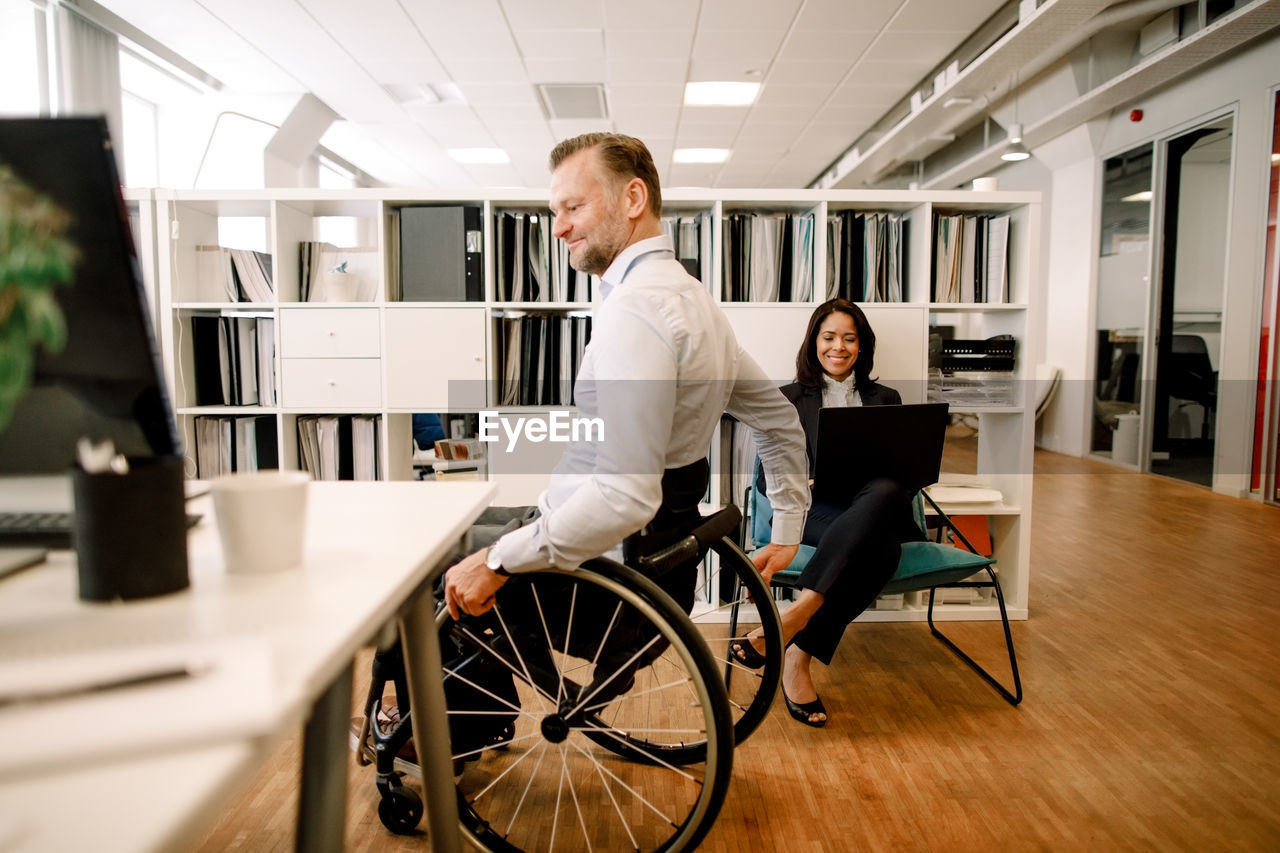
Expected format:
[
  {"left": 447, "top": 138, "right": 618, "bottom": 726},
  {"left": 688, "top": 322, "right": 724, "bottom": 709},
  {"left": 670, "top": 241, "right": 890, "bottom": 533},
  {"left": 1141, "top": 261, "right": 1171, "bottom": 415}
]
[{"left": 71, "top": 455, "right": 189, "bottom": 602}]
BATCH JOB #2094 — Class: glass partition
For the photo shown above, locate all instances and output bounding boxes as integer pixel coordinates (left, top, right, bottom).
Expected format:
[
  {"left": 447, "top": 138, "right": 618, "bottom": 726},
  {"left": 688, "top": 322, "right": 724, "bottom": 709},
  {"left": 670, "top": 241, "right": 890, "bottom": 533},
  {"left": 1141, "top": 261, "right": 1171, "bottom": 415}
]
[{"left": 1093, "top": 144, "right": 1153, "bottom": 460}]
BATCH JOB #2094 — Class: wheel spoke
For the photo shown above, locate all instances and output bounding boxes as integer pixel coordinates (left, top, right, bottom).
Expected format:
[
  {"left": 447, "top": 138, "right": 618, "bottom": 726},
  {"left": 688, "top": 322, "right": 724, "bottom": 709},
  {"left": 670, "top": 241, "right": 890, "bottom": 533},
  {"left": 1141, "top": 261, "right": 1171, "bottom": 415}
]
[
  {"left": 452, "top": 621, "right": 558, "bottom": 707},
  {"left": 493, "top": 601, "right": 552, "bottom": 714},
  {"left": 566, "top": 735, "right": 688, "bottom": 824},
  {"left": 442, "top": 649, "right": 547, "bottom": 714},
  {"left": 581, "top": 673, "right": 696, "bottom": 714},
  {"left": 501, "top": 740, "right": 549, "bottom": 840},
  {"left": 566, "top": 633, "right": 662, "bottom": 718}
]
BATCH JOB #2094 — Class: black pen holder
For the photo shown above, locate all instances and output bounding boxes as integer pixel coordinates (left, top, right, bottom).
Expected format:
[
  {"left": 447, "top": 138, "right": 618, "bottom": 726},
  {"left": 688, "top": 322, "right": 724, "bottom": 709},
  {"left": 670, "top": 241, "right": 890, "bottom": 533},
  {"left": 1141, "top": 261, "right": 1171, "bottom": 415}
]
[{"left": 72, "top": 455, "right": 189, "bottom": 602}]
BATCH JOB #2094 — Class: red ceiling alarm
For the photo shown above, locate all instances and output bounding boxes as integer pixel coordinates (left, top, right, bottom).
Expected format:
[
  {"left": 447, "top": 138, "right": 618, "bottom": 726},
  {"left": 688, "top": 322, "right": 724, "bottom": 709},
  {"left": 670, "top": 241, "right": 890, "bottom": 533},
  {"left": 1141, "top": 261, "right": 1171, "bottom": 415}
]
[{"left": 1130, "top": 109, "right": 1144, "bottom": 122}]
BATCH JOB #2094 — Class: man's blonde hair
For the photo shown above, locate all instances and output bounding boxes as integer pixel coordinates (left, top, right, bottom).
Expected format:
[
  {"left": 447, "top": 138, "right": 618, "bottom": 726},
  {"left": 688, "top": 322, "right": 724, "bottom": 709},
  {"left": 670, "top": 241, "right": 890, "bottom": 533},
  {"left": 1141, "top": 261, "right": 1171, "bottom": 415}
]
[{"left": 549, "top": 133, "right": 662, "bottom": 218}]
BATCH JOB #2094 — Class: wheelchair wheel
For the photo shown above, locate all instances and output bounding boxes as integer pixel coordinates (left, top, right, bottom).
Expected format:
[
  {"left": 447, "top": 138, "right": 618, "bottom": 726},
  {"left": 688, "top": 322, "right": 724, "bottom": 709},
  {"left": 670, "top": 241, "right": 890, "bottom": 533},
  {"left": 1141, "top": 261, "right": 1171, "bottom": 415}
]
[
  {"left": 438, "top": 560, "right": 734, "bottom": 853},
  {"left": 691, "top": 536, "right": 784, "bottom": 745},
  {"left": 587, "top": 537, "right": 783, "bottom": 763}
]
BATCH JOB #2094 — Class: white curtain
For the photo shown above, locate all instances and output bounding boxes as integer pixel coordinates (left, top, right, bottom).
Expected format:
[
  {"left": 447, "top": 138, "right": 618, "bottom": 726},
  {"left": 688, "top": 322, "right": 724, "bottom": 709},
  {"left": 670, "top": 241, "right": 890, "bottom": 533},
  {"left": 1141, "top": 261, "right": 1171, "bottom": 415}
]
[{"left": 53, "top": 2, "right": 123, "bottom": 150}]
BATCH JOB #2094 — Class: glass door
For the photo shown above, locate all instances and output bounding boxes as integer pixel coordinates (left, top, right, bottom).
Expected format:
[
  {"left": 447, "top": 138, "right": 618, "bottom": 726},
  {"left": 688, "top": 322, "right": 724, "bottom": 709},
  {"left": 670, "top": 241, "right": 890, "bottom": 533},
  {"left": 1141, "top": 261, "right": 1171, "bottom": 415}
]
[
  {"left": 1093, "top": 144, "right": 1153, "bottom": 464},
  {"left": 1149, "top": 116, "right": 1233, "bottom": 487}
]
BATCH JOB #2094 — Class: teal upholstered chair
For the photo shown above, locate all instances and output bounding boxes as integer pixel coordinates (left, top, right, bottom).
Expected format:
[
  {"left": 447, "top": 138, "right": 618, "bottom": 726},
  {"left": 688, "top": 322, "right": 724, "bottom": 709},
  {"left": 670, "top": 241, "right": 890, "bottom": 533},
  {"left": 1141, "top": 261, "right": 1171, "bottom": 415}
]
[{"left": 742, "top": 472, "right": 1022, "bottom": 705}]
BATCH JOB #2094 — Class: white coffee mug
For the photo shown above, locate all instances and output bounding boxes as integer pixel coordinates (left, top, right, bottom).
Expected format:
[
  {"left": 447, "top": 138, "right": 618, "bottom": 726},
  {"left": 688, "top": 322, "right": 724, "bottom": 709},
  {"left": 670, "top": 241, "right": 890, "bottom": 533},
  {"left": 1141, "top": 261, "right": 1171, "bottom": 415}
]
[{"left": 211, "top": 470, "right": 311, "bottom": 574}]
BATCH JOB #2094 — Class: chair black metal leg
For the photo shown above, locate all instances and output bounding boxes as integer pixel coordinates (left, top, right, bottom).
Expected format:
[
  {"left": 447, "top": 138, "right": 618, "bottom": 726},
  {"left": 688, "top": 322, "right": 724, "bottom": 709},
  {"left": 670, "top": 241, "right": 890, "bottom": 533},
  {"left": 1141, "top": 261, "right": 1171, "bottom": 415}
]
[{"left": 926, "top": 567, "right": 1023, "bottom": 706}]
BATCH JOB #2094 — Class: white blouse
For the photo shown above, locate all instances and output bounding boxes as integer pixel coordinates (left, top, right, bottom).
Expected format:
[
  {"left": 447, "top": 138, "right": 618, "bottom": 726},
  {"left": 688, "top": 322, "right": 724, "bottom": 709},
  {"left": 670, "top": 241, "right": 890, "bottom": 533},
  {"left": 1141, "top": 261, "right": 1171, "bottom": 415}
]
[{"left": 821, "top": 374, "right": 862, "bottom": 409}]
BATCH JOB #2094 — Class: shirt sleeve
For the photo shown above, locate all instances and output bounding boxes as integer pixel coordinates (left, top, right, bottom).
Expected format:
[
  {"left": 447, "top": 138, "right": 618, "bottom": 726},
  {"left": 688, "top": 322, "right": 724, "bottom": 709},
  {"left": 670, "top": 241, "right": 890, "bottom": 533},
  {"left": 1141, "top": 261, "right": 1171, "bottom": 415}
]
[
  {"left": 725, "top": 349, "right": 810, "bottom": 546},
  {"left": 494, "top": 290, "right": 676, "bottom": 573}
]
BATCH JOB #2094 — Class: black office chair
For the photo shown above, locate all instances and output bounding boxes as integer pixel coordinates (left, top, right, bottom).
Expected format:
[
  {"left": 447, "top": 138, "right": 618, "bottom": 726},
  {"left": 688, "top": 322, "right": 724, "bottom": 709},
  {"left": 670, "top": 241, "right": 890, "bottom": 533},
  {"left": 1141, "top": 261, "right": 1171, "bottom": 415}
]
[{"left": 1167, "top": 334, "right": 1217, "bottom": 439}]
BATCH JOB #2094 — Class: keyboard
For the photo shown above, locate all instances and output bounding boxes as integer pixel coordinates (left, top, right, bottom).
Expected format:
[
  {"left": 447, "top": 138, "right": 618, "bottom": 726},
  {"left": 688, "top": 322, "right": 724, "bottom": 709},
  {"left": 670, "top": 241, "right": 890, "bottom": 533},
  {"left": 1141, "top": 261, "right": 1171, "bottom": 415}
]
[{"left": 0, "top": 512, "right": 202, "bottom": 549}]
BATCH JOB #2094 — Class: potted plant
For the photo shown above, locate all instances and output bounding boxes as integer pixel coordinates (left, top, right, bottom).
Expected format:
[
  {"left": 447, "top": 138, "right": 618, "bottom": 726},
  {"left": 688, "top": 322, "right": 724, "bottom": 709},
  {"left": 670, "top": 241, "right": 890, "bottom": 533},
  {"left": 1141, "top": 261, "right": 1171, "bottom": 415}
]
[{"left": 0, "top": 164, "right": 77, "bottom": 431}]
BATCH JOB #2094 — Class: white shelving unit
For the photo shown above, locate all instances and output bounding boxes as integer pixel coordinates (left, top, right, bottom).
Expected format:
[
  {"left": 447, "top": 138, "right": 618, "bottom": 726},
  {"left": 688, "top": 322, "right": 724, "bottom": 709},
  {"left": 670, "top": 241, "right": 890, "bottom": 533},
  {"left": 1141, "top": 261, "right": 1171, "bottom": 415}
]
[{"left": 150, "top": 187, "right": 1039, "bottom": 623}]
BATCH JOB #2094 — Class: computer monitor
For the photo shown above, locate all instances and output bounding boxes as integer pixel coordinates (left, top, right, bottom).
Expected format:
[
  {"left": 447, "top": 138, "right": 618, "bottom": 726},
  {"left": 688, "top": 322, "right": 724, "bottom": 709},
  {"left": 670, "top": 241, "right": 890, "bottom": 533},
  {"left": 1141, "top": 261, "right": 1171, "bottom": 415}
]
[{"left": 0, "top": 117, "right": 180, "bottom": 485}]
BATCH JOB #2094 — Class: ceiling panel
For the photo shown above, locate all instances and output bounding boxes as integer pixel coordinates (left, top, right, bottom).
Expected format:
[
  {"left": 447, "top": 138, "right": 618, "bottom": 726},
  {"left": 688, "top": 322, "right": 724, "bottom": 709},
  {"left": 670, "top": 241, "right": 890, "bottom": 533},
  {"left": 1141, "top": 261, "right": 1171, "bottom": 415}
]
[
  {"left": 400, "top": 0, "right": 508, "bottom": 32},
  {"left": 501, "top": 0, "right": 605, "bottom": 30},
  {"left": 441, "top": 59, "right": 530, "bottom": 85},
  {"left": 780, "top": 29, "right": 878, "bottom": 61},
  {"left": 766, "top": 60, "right": 850, "bottom": 88},
  {"left": 524, "top": 58, "right": 607, "bottom": 83},
  {"left": 424, "top": 28, "right": 521, "bottom": 60},
  {"left": 755, "top": 83, "right": 834, "bottom": 108},
  {"left": 698, "top": 0, "right": 803, "bottom": 32},
  {"left": 606, "top": 60, "right": 689, "bottom": 85},
  {"left": 362, "top": 58, "right": 451, "bottom": 85},
  {"left": 692, "top": 29, "right": 790, "bottom": 63},
  {"left": 91, "top": 0, "right": 1106, "bottom": 190},
  {"left": 603, "top": 30, "right": 695, "bottom": 61},
  {"left": 792, "top": 0, "right": 903, "bottom": 32},
  {"left": 891, "top": 0, "right": 1008, "bottom": 32},
  {"left": 512, "top": 29, "right": 605, "bottom": 60},
  {"left": 602, "top": 0, "right": 698, "bottom": 30}
]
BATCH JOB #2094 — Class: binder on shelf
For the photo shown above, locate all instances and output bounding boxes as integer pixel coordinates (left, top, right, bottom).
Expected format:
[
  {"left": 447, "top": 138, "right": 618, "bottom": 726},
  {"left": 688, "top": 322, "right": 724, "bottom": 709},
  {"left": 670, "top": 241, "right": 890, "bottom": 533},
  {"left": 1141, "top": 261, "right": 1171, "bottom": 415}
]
[
  {"left": 296, "top": 414, "right": 381, "bottom": 481},
  {"left": 825, "top": 211, "right": 903, "bottom": 303},
  {"left": 496, "top": 312, "right": 590, "bottom": 406},
  {"left": 193, "top": 246, "right": 274, "bottom": 302},
  {"left": 931, "top": 212, "right": 1010, "bottom": 303},
  {"left": 194, "top": 415, "right": 278, "bottom": 477},
  {"left": 398, "top": 205, "right": 483, "bottom": 302},
  {"left": 190, "top": 314, "right": 272, "bottom": 407},
  {"left": 721, "top": 211, "right": 815, "bottom": 303},
  {"left": 191, "top": 314, "right": 228, "bottom": 406}
]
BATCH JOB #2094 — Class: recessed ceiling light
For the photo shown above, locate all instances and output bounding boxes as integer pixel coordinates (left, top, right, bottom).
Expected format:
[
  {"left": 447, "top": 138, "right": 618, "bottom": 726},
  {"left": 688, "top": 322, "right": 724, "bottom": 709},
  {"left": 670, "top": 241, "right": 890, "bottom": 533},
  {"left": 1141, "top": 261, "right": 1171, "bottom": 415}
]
[
  {"left": 684, "top": 81, "right": 760, "bottom": 106},
  {"left": 448, "top": 148, "right": 509, "bottom": 164},
  {"left": 1120, "top": 190, "right": 1153, "bottom": 202},
  {"left": 673, "top": 148, "right": 731, "bottom": 164}
]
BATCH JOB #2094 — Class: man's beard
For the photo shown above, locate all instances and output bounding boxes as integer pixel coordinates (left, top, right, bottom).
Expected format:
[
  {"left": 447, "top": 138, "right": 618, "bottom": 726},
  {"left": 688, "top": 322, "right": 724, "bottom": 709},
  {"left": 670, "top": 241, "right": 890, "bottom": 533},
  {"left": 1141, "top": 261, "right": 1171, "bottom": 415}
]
[
  {"left": 569, "top": 206, "right": 629, "bottom": 276},
  {"left": 572, "top": 242, "right": 615, "bottom": 276}
]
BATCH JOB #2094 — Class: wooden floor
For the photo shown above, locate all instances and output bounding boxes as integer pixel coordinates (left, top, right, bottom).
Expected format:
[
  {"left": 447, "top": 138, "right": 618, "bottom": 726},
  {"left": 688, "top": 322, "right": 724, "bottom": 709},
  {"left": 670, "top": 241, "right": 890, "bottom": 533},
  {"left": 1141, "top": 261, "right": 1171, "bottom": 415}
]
[{"left": 195, "top": 450, "right": 1280, "bottom": 851}]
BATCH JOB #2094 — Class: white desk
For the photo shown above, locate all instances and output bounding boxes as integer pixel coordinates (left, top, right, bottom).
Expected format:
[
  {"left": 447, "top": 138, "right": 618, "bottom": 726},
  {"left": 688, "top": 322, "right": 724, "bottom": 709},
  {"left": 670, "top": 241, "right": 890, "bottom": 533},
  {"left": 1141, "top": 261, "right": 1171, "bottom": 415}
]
[{"left": 0, "top": 480, "right": 495, "bottom": 853}]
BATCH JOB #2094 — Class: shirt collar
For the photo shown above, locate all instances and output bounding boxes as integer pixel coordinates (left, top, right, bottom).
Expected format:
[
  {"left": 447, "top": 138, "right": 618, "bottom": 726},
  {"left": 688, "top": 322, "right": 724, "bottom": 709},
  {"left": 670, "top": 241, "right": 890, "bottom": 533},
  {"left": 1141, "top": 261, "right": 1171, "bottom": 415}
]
[
  {"left": 599, "top": 234, "right": 674, "bottom": 300},
  {"left": 822, "top": 373, "right": 856, "bottom": 393}
]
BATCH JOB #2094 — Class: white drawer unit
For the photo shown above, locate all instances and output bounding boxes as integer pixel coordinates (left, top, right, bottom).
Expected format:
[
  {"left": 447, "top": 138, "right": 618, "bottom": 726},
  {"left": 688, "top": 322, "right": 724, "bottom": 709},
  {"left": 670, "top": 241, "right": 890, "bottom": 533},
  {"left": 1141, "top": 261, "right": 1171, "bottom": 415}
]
[
  {"left": 281, "top": 358, "right": 383, "bottom": 408},
  {"left": 280, "top": 308, "right": 380, "bottom": 358}
]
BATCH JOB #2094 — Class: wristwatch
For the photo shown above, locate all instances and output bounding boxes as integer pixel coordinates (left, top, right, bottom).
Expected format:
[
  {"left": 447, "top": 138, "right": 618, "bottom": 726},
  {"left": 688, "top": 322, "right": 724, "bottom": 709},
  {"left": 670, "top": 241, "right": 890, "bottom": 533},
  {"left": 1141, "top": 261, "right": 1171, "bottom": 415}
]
[{"left": 484, "top": 544, "right": 510, "bottom": 577}]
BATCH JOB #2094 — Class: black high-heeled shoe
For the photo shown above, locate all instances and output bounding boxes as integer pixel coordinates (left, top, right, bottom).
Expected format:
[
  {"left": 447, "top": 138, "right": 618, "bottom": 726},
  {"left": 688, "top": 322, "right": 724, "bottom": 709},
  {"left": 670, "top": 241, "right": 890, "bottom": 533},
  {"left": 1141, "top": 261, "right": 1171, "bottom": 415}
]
[
  {"left": 728, "top": 636, "right": 767, "bottom": 669},
  {"left": 782, "top": 687, "right": 827, "bottom": 728}
]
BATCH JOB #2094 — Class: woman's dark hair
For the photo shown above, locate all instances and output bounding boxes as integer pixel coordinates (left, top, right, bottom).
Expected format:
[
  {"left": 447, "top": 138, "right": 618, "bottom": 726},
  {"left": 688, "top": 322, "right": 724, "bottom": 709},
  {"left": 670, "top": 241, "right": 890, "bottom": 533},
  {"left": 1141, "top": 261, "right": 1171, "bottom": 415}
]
[{"left": 794, "top": 298, "right": 877, "bottom": 391}]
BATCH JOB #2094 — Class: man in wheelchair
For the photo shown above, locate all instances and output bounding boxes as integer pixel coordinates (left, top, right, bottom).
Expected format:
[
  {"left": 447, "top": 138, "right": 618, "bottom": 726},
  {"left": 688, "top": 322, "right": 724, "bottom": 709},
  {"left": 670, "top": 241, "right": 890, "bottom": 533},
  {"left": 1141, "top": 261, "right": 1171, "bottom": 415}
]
[
  {"left": 362, "top": 134, "right": 809, "bottom": 849},
  {"left": 443, "top": 132, "right": 807, "bottom": 628}
]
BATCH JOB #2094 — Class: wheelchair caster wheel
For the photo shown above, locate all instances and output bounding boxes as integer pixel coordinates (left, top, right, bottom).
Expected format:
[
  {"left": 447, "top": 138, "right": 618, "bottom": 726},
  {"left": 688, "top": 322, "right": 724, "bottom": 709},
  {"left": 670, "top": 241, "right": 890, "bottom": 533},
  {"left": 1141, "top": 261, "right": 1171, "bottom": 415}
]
[{"left": 377, "top": 784, "right": 423, "bottom": 835}]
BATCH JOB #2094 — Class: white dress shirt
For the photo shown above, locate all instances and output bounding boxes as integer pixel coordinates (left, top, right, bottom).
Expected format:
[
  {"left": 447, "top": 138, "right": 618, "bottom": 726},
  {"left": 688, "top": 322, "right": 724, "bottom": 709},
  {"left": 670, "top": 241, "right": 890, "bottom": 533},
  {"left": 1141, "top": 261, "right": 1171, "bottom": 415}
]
[
  {"left": 494, "top": 234, "right": 809, "bottom": 573},
  {"left": 821, "top": 374, "right": 862, "bottom": 409}
]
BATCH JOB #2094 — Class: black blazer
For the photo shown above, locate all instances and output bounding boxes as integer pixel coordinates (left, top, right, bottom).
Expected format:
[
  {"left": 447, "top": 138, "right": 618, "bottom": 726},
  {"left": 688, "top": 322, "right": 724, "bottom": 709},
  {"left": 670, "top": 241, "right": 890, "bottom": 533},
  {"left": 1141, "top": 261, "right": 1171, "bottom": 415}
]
[{"left": 759, "top": 380, "right": 902, "bottom": 494}]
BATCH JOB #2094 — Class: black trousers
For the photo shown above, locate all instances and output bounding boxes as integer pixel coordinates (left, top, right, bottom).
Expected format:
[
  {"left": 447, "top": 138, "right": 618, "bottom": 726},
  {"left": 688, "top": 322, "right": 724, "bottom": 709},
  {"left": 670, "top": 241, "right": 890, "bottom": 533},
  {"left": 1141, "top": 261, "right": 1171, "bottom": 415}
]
[{"left": 790, "top": 478, "right": 922, "bottom": 665}]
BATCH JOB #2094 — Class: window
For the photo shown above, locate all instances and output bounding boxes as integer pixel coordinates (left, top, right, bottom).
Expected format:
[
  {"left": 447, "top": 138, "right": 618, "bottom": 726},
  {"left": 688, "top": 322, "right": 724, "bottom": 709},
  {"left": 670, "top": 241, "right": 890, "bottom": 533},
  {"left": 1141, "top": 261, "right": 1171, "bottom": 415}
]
[{"left": 0, "top": 2, "right": 42, "bottom": 115}]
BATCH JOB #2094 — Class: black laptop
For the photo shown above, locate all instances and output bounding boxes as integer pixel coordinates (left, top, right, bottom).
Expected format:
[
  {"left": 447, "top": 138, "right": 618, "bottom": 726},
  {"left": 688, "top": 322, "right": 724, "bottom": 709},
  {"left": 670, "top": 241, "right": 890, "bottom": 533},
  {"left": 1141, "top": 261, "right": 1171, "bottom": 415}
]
[{"left": 811, "top": 403, "right": 950, "bottom": 504}]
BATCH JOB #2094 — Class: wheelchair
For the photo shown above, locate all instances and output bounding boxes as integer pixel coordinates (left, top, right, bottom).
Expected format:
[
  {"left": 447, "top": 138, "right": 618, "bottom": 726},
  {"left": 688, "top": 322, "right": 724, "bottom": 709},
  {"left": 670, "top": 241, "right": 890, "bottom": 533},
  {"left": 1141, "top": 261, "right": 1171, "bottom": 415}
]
[{"left": 352, "top": 504, "right": 786, "bottom": 852}]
